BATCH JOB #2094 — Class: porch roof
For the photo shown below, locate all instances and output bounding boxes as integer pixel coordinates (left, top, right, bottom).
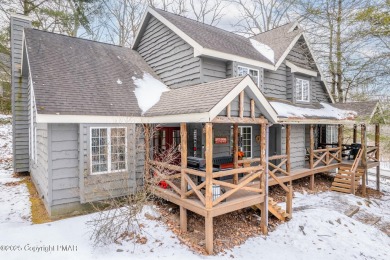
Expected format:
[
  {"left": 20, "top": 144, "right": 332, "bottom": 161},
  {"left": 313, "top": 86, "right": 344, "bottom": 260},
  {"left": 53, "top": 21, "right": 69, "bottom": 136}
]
[
  {"left": 331, "top": 101, "right": 384, "bottom": 123},
  {"left": 269, "top": 100, "right": 358, "bottom": 124}
]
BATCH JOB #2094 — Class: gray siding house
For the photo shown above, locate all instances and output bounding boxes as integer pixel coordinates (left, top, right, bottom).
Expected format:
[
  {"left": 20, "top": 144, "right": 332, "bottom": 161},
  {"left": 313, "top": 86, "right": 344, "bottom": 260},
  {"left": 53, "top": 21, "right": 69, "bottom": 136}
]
[{"left": 10, "top": 7, "right": 381, "bottom": 253}]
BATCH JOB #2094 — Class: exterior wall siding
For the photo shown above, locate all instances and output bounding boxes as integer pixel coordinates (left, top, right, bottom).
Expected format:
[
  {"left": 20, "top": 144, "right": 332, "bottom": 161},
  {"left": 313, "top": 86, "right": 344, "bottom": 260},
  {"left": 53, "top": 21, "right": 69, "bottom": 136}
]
[
  {"left": 200, "top": 57, "right": 226, "bottom": 83},
  {"left": 11, "top": 16, "right": 31, "bottom": 172},
  {"left": 50, "top": 124, "right": 80, "bottom": 206},
  {"left": 281, "top": 124, "right": 306, "bottom": 170},
  {"left": 264, "top": 64, "right": 287, "bottom": 99},
  {"left": 29, "top": 123, "right": 50, "bottom": 210},
  {"left": 80, "top": 124, "right": 141, "bottom": 203},
  {"left": 137, "top": 16, "right": 201, "bottom": 88}
]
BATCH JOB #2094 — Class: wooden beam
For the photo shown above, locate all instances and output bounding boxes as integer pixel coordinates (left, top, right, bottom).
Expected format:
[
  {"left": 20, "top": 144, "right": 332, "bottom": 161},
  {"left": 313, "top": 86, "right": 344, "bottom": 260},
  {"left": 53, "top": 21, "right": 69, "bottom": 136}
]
[
  {"left": 361, "top": 124, "right": 367, "bottom": 196},
  {"left": 205, "top": 212, "right": 213, "bottom": 254},
  {"left": 375, "top": 123, "right": 380, "bottom": 191},
  {"left": 286, "top": 184, "right": 293, "bottom": 217},
  {"left": 250, "top": 99, "right": 255, "bottom": 119},
  {"left": 309, "top": 124, "right": 315, "bottom": 190},
  {"left": 205, "top": 123, "right": 213, "bottom": 209},
  {"left": 260, "top": 123, "right": 268, "bottom": 234},
  {"left": 212, "top": 116, "right": 268, "bottom": 124},
  {"left": 233, "top": 123, "right": 239, "bottom": 184},
  {"left": 239, "top": 91, "right": 244, "bottom": 118},
  {"left": 286, "top": 124, "right": 291, "bottom": 176},
  {"left": 226, "top": 103, "right": 231, "bottom": 118},
  {"left": 353, "top": 124, "right": 357, "bottom": 144},
  {"left": 144, "top": 124, "right": 151, "bottom": 183},
  {"left": 180, "top": 123, "right": 188, "bottom": 232}
]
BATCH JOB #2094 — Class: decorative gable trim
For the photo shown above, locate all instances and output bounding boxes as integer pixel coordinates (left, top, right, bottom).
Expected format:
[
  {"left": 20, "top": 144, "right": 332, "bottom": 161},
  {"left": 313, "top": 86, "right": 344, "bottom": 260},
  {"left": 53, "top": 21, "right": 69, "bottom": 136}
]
[{"left": 286, "top": 60, "right": 317, "bottom": 77}]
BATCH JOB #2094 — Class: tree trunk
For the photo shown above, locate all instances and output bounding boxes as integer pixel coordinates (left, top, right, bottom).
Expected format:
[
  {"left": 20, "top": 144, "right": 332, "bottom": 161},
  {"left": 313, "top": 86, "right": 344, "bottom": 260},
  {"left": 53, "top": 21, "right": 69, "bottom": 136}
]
[{"left": 336, "top": 0, "right": 343, "bottom": 102}]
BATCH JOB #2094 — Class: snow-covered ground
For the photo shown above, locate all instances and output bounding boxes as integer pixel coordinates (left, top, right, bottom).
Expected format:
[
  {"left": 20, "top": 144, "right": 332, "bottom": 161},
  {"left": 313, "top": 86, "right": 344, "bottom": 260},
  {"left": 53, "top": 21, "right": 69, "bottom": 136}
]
[{"left": 0, "top": 116, "right": 389, "bottom": 260}]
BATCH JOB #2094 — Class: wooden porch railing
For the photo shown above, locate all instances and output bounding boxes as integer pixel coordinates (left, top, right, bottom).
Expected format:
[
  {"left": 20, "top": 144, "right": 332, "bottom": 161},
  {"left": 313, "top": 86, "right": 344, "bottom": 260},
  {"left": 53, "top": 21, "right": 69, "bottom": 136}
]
[
  {"left": 149, "top": 160, "right": 264, "bottom": 207},
  {"left": 310, "top": 147, "right": 341, "bottom": 169},
  {"left": 366, "top": 146, "right": 379, "bottom": 163}
]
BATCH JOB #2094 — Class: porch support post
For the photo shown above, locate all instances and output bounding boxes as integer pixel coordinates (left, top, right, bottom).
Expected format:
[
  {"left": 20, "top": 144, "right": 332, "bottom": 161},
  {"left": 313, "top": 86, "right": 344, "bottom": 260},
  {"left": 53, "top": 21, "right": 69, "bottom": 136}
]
[
  {"left": 338, "top": 124, "right": 343, "bottom": 162},
  {"left": 233, "top": 123, "right": 239, "bottom": 184},
  {"left": 285, "top": 124, "right": 292, "bottom": 217},
  {"left": 180, "top": 123, "right": 188, "bottom": 232},
  {"left": 286, "top": 124, "right": 291, "bottom": 175},
  {"left": 361, "top": 124, "right": 367, "bottom": 196},
  {"left": 309, "top": 124, "right": 315, "bottom": 190},
  {"left": 204, "top": 122, "right": 214, "bottom": 254},
  {"left": 375, "top": 123, "right": 380, "bottom": 191},
  {"left": 353, "top": 124, "right": 357, "bottom": 143},
  {"left": 144, "top": 124, "right": 151, "bottom": 183},
  {"left": 260, "top": 122, "right": 268, "bottom": 235}
]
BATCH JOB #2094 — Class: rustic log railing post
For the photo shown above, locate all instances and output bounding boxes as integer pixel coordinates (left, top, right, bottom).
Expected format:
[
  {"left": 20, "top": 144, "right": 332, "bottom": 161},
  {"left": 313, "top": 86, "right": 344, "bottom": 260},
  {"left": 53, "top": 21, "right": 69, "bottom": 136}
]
[
  {"left": 180, "top": 123, "right": 188, "bottom": 232},
  {"left": 309, "top": 124, "right": 315, "bottom": 190},
  {"left": 285, "top": 124, "right": 292, "bottom": 218},
  {"left": 233, "top": 123, "right": 239, "bottom": 184},
  {"left": 144, "top": 124, "right": 151, "bottom": 183},
  {"left": 286, "top": 124, "right": 291, "bottom": 176},
  {"left": 260, "top": 122, "right": 268, "bottom": 235},
  {"left": 361, "top": 124, "right": 367, "bottom": 196},
  {"left": 204, "top": 122, "right": 214, "bottom": 254},
  {"left": 375, "top": 123, "right": 380, "bottom": 191},
  {"left": 353, "top": 124, "right": 357, "bottom": 143},
  {"left": 338, "top": 124, "right": 343, "bottom": 162},
  {"left": 326, "top": 146, "right": 330, "bottom": 165}
]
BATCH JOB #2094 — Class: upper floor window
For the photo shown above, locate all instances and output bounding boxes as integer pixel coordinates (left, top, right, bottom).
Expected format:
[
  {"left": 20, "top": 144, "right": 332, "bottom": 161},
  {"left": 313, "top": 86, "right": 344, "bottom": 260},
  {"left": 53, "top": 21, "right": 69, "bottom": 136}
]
[
  {"left": 296, "top": 78, "right": 310, "bottom": 102},
  {"left": 237, "top": 66, "right": 259, "bottom": 86},
  {"left": 90, "top": 127, "right": 127, "bottom": 174}
]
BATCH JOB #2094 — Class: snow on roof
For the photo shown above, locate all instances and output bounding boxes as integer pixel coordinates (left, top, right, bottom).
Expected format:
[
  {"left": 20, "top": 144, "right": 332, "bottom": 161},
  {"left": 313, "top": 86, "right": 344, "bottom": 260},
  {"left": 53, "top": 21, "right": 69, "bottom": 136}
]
[
  {"left": 270, "top": 102, "right": 357, "bottom": 120},
  {"left": 250, "top": 38, "right": 275, "bottom": 63},
  {"left": 133, "top": 73, "right": 169, "bottom": 115}
]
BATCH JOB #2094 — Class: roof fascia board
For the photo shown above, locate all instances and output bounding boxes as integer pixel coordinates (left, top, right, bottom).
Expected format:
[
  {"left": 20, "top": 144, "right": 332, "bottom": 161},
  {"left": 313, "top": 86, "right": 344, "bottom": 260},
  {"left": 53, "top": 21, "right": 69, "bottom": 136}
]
[
  {"left": 131, "top": 10, "right": 151, "bottom": 49},
  {"left": 10, "top": 13, "right": 33, "bottom": 21},
  {"left": 285, "top": 60, "right": 317, "bottom": 77},
  {"left": 301, "top": 33, "right": 335, "bottom": 103},
  {"left": 287, "top": 21, "right": 299, "bottom": 33},
  {"left": 36, "top": 112, "right": 211, "bottom": 124},
  {"left": 146, "top": 8, "right": 204, "bottom": 52},
  {"left": 208, "top": 76, "right": 278, "bottom": 123},
  {"left": 197, "top": 48, "right": 275, "bottom": 70},
  {"left": 274, "top": 32, "right": 302, "bottom": 69},
  {"left": 277, "top": 118, "right": 355, "bottom": 125}
]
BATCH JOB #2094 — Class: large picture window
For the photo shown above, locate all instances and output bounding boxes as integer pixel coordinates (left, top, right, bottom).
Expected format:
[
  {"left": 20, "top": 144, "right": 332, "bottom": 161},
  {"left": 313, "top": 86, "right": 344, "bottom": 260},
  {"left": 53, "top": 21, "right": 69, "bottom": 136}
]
[
  {"left": 90, "top": 127, "right": 127, "bottom": 174},
  {"left": 296, "top": 78, "right": 310, "bottom": 102},
  {"left": 237, "top": 66, "right": 259, "bottom": 86}
]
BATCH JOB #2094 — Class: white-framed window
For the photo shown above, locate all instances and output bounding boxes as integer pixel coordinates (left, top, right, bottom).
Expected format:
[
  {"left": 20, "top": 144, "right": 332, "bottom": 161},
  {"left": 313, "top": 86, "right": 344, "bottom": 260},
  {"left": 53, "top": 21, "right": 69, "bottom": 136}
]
[
  {"left": 296, "top": 78, "right": 310, "bottom": 102},
  {"left": 90, "top": 127, "right": 127, "bottom": 174},
  {"left": 327, "top": 125, "right": 338, "bottom": 144},
  {"left": 237, "top": 66, "right": 259, "bottom": 86},
  {"left": 230, "top": 126, "right": 252, "bottom": 158}
]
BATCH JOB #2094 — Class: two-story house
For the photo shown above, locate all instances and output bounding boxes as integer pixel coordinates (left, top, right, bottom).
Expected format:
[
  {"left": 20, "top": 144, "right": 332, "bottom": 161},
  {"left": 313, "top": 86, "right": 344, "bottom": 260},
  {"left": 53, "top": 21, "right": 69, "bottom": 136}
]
[{"left": 10, "top": 8, "right": 382, "bottom": 254}]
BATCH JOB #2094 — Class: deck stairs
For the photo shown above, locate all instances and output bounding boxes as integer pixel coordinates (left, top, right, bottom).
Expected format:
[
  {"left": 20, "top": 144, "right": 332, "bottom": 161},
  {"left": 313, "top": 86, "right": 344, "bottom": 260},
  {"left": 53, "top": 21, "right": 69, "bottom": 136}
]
[
  {"left": 331, "top": 148, "right": 363, "bottom": 194},
  {"left": 253, "top": 197, "right": 290, "bottom": 221}
]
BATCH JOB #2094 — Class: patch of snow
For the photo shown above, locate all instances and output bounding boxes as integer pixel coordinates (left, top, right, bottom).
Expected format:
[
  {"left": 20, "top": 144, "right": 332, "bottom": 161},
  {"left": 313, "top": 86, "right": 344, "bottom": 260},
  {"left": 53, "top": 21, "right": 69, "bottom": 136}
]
[
  {"left": 133, "top": 73, "right": 169, "bottom": 114},
  {"left": 250, "top": 38, "right": 274, "bottom": 63},
  {"left": 117, "top": 79, "right": 122, "bottom": 85},
  {"left": 270, "top": 102, "right": 357, "bottom": 120}
]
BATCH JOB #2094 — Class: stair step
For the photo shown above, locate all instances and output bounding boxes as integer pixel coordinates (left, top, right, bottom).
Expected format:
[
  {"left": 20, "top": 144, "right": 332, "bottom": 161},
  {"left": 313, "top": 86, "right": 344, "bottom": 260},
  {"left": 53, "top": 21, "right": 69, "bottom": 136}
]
[
  {"left": 334, "top": 178, "right": 359, "bottom": 184},
  {"left": 332, "top": 182, "right": 353, "bottom": 189},
  {"left": 330, "top": 186, "right": 351, "bottom": 193}
]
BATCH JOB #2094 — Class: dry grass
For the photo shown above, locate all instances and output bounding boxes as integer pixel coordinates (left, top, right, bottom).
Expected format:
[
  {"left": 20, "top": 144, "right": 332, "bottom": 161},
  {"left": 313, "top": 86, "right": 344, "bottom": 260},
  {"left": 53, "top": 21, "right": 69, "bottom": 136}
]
[{"left": 20, "top": 176, "right": 52, "bottom": 224}]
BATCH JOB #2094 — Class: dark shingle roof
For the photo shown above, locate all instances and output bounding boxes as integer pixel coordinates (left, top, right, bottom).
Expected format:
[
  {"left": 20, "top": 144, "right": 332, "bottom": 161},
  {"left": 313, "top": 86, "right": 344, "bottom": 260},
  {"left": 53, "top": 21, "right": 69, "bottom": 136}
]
[
  {"left": 153, "top": 8, "right": 274, "bottom": 65},
  {"left": 25, "top": 29, "right": 160, "bottom": 116},
  {"left": 251, "top": 22, "right": 302, "bottom": 64},
  {"left": 145, "top": 76, "right": 245, "bottom": 116}
]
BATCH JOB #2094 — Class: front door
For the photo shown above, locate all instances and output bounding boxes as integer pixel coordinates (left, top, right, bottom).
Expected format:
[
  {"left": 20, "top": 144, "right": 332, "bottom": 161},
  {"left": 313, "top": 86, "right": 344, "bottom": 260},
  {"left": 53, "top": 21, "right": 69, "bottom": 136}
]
[{"left": 153, "top": 127, "right": 181, "bottom": 164}]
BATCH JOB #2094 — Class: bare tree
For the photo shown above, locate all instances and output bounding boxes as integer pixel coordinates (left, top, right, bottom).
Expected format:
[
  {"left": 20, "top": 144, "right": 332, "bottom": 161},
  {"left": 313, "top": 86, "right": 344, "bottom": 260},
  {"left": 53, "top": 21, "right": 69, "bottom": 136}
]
[
  {"left": 229, "top": 0, "right": 297, "bottom": 35},
  {"left": 189, "top": 0, "right": 226, "bottom": 26}
]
